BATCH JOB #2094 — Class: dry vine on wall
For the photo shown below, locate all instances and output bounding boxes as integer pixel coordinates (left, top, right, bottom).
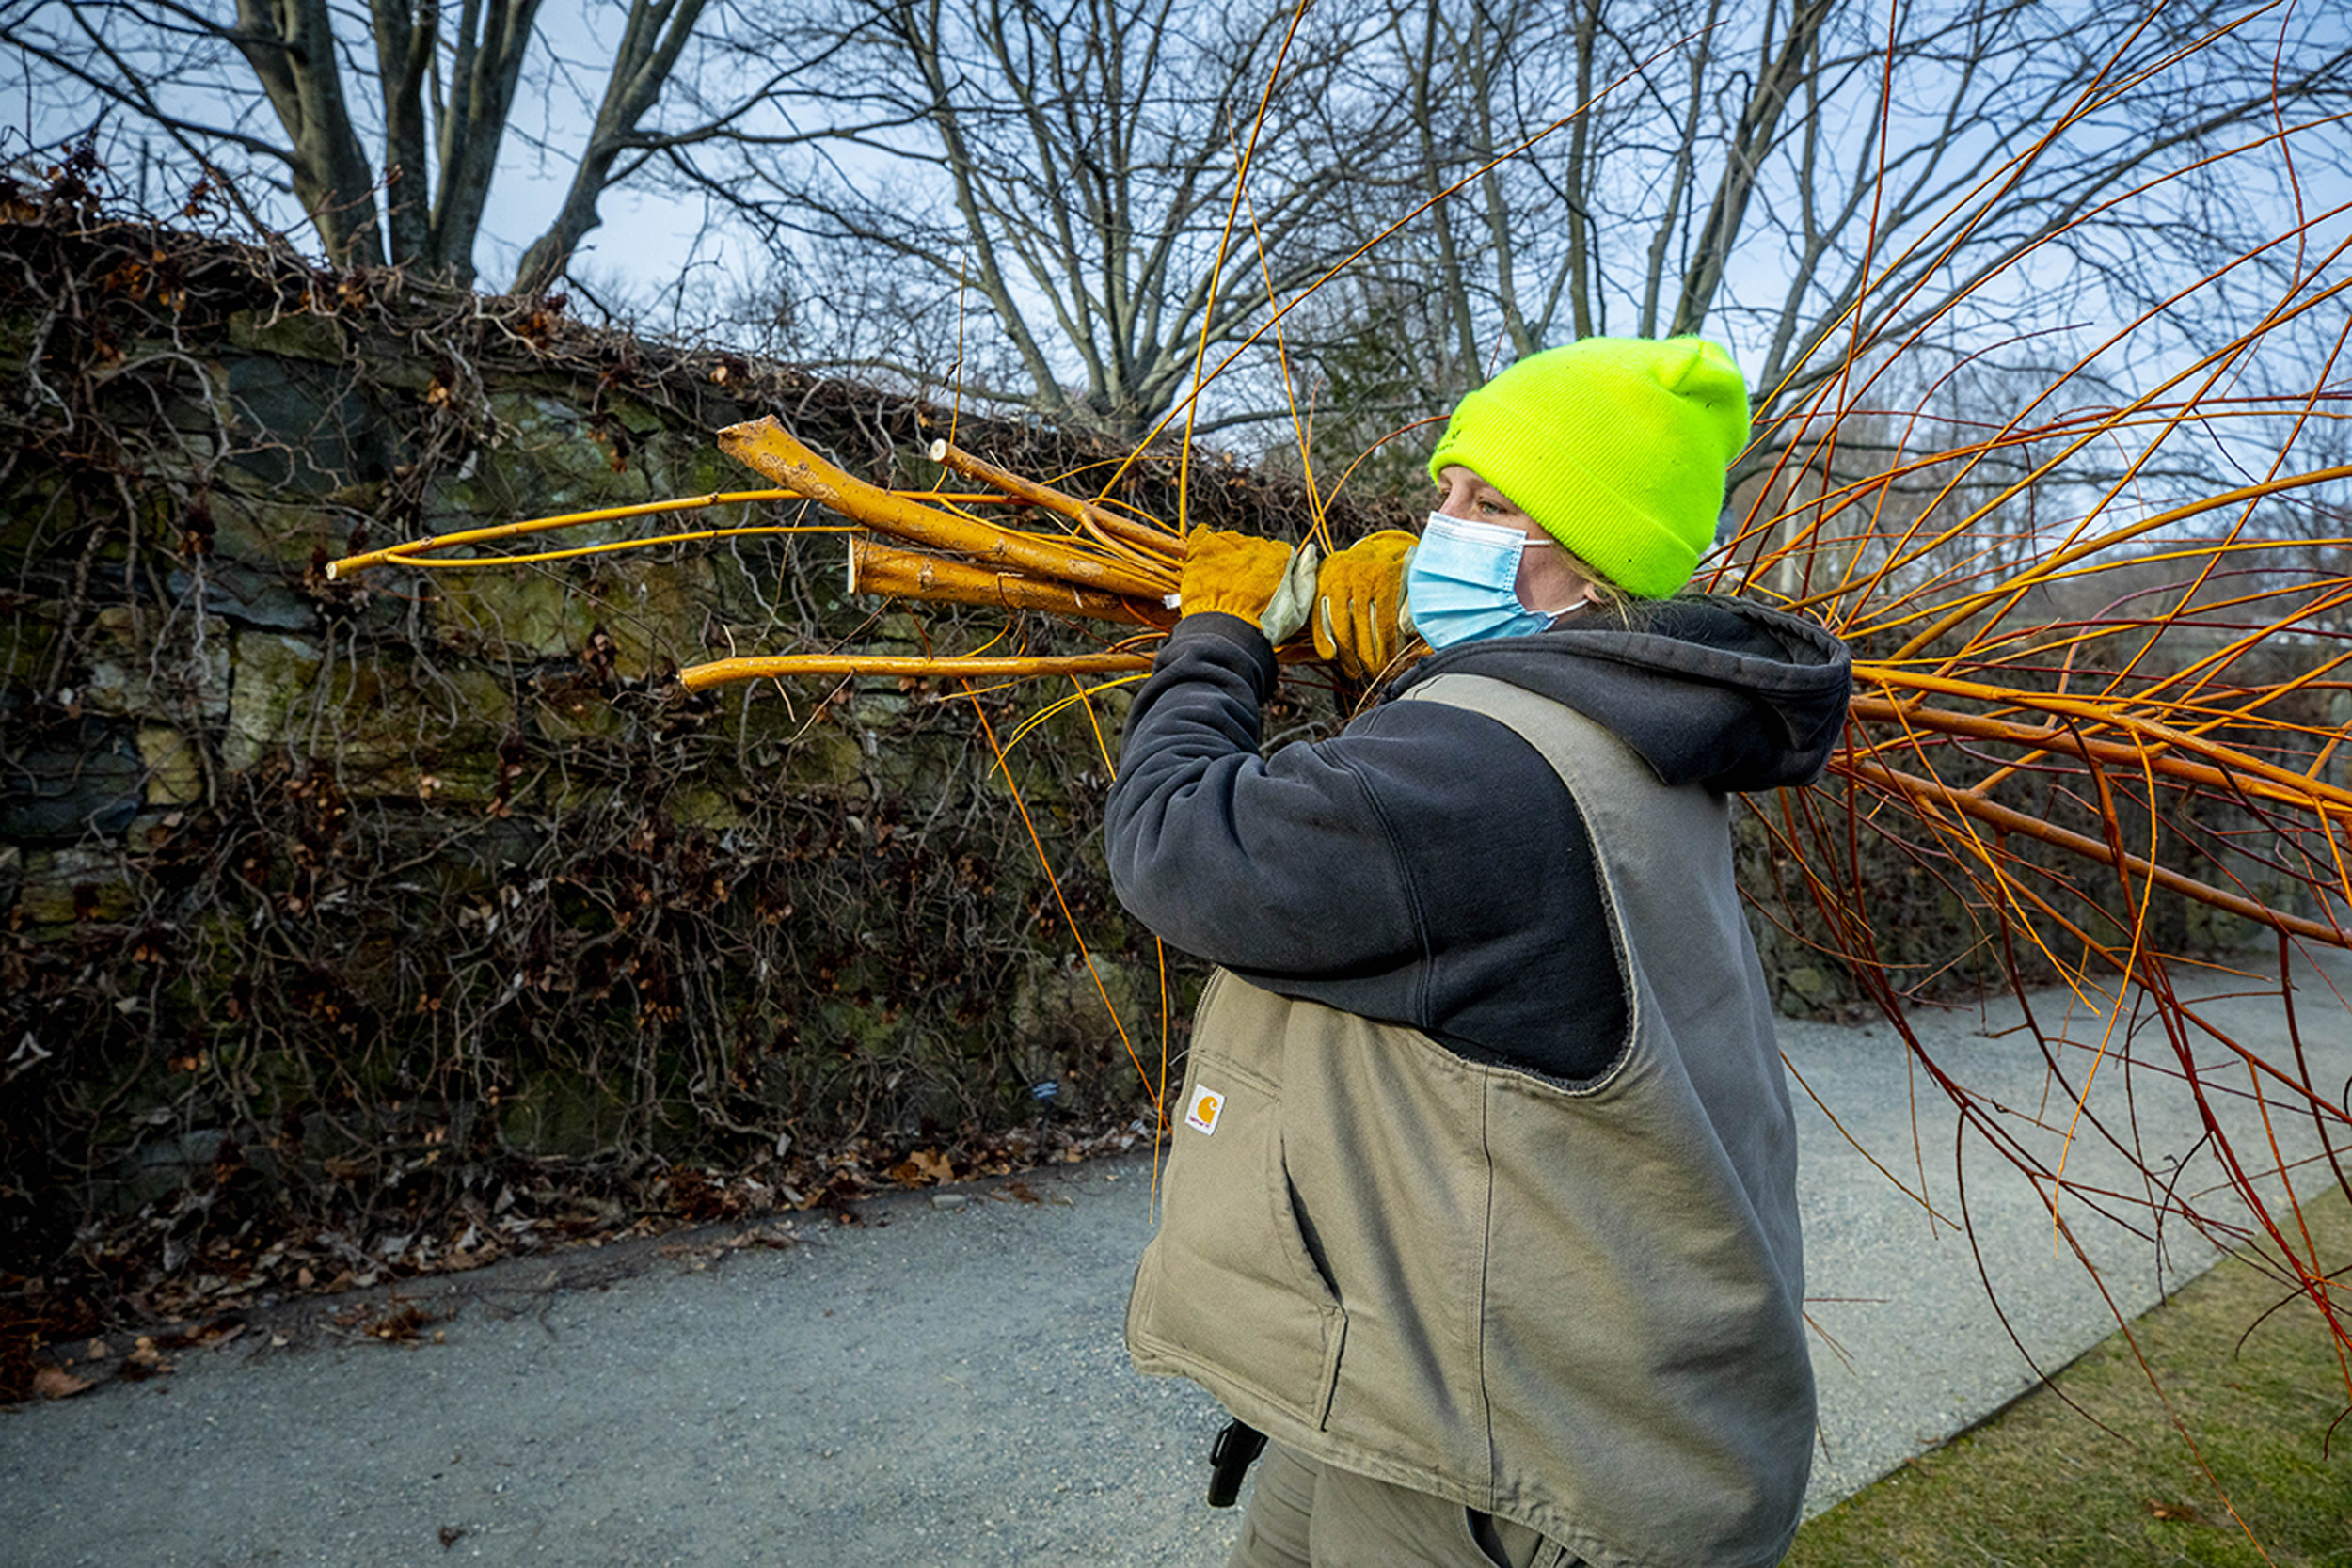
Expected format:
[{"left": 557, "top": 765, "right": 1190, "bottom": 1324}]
[{"left": 0, "top": 172, "right": 1345, "bottom": 1351}]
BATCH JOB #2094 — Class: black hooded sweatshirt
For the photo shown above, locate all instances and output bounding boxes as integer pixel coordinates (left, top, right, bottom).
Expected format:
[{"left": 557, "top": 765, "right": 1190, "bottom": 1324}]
[{"left": 1104, "top": 596, "right": 1851, "bottom": 1081}]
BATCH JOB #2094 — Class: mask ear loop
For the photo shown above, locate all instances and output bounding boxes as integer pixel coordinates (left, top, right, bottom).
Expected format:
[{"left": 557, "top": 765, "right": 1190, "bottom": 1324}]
[{"left": 1504, "top": 531, "right": 1586, "bottom": 621}]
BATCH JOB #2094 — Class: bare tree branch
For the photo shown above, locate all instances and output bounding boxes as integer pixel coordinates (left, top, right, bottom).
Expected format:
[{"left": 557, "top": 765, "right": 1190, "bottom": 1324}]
[
  {"left": 690, "top": 0, "right": 1401, "bottom": 436},
  {"left": 5, "top": 0, "right": 786, "bottom": 290}
]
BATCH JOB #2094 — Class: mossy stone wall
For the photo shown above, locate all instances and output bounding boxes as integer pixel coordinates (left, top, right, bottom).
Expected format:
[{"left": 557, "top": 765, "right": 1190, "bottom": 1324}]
[{"left": 1, "top": 216, "right": 1290, "bottom": 1301}]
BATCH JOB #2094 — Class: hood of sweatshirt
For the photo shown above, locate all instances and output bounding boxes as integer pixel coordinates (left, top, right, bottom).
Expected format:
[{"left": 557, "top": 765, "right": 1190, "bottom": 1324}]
[{"left": 1386, "top": 594, "right": 1851, "bottom": 792}]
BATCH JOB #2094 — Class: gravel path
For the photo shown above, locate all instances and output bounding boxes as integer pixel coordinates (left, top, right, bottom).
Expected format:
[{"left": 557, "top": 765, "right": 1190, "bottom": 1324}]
[{"left": 6, "top": 946, "right": 2346, "bottom": 1567}]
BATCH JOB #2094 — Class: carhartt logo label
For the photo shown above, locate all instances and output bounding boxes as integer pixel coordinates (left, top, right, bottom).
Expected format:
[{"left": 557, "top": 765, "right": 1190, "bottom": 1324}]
[{"left": 1184, "top": 1085, "right": 1224, "bottom": 1135}]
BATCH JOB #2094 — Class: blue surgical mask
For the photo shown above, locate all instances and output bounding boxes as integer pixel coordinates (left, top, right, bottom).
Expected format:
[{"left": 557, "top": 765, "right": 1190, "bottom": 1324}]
[{"left": 1406, "top": 513, "right": 1570, "bottom": 650}]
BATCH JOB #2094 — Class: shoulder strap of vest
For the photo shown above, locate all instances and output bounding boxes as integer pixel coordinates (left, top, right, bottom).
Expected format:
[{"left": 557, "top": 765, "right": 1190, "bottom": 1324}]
[{"left": 1399, "top": 672, "right": 1648, "bottom": 801}]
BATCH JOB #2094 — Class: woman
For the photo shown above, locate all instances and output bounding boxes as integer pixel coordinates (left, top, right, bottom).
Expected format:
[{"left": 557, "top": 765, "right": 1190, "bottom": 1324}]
[{"left": 1104, "top": 338, "right": 1851, "bottom": 1568}]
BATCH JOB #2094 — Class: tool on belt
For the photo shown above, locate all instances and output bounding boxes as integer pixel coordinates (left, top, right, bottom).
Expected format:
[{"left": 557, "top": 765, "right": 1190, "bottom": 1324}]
[{"left": 1206, "top": 1418, "right": 1268, "bottom": 1507}]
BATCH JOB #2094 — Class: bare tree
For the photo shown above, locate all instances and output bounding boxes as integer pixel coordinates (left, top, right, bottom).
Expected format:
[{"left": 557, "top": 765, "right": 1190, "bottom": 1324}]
[
  {"left": 1311, "top": 0, "right": 2352, "bottom": 480},
  {"left": 2, "top": 0, "right": 809, "bottom": 292},
  {"left": 692, "top": 0, "right": 1400, "bottom": 439},
  {"left": 16, "top": 0, "right": 2339, "bottom": 471}
]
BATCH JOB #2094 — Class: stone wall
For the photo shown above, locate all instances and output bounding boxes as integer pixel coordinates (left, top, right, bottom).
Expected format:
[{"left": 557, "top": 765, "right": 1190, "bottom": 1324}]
[{"left": 0, "top": 210, "right": 1352, "bottom": 1311}]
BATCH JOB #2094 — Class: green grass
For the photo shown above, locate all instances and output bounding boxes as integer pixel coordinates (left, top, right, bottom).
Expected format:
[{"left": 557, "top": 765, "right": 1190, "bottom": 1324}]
[{"left": 1788, "top": 1194, "right": 2352, "bottom": 1567}]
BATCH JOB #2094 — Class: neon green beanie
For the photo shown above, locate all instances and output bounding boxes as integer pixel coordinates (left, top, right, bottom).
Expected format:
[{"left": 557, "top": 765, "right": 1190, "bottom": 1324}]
[{"left": 1426, "top": 337, "right": 1749, "bottom": 599}]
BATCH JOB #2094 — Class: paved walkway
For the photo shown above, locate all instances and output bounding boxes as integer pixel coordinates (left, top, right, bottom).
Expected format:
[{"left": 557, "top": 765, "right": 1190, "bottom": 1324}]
[{"left": 6, "top": 947, "right": 2346, "bottom": 1566}]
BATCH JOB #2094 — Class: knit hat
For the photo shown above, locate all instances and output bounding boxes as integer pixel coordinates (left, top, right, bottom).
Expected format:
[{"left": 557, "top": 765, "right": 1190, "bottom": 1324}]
[{"left": 1427, "top": 337, "right": 1749, "bottom": 599}]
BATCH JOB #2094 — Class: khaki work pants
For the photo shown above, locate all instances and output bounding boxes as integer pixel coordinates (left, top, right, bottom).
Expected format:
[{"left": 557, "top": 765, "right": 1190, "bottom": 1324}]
[{"left": 1227, "top": 1443, "right": 1583, "bottom": 1568}]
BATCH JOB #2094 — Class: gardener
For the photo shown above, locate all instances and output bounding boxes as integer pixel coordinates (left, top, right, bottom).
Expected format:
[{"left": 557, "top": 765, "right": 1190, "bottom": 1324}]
[{"left": 1102, "top": 336, "right": 1851, "bottom": 1568}]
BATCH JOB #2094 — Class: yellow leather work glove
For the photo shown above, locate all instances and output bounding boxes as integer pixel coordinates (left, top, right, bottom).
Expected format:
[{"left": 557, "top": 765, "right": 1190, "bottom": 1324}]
[
  {"left": 1311, "top": 530, "right": 1419, "bottom": 679},
  {"left": 1181, "top": 529, "right": 1320, "bottom": 643}
]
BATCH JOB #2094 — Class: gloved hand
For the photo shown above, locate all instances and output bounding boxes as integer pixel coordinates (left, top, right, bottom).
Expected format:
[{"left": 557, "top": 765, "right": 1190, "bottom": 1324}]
[
  {"left": 1311, "top": 529, "right": 1419, "bottom": 678},
  {"left": 1180, "top": 529, "right": 1321, "bottom": 644}
]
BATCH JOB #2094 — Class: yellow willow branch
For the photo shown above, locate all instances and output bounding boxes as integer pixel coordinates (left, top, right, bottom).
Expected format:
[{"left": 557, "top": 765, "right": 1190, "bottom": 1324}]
[
  {"left": 850, "top": 539, "right": 1169, "bottom": 627},
  {"left": 1002, "top": 673, "right": 1150, "bottom": 760},
  {"left": 1843, "top": 757, "right": 2352, "bottom": 949},
  {"left": 719, "top": 418, "right": 1174, "bottom": 600},
  {"left": 1854, "top": 665, "right": 2352, "bottom": 817},
  {"left": 327, "top": 488, "right": 800, "bottom": 578},
  {"left": 961, "top": 681, "right": 1161, "bottom": 1116},
  {"left": 1757, "top": 407, "right": 2352, "bottom": 612},
  {"left": 927, "top": 440, "right": 1180, "bottom": 562},
  {"left": 390, "top": 525, "right": 850, "bottom": 570},
  {"left": 1756, "top": 171, "right": 2352, "bottom": 622},
  {"left": 1880, "top": 470, "right": 2352, "bottom": 661},
  {"left": 678, "top": 635, "right": 1329, "bottom": 693},
  {"left": 677, "top": 651, "right": 1158, "bottom": 693},
  {"left": 1098, "top": 39, "right": 1683, "bottom": 506},
  {"left": 1847, "top": 697, "right": 2352, "bottom": 827}
]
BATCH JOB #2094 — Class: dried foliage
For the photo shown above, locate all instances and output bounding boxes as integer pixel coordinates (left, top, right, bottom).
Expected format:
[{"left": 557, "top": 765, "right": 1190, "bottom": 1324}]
[{"left": 0, "top": 160, "right": 1371, "bottom": 1364}]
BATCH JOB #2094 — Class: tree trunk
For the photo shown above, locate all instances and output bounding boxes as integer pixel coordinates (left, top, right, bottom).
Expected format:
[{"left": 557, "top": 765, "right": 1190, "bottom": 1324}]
[
  {"left": 429, "top": 0, "right": 545, "bottom": 287},
  {"left": 232, "top": 0, "right": 388, "bottom": 268},
  {"left": 369, "top": 0, "right": 438, "bottom": 267},
  {"left": 512, "top": 0, "right": 705, "bottom": 297},
  {"left": 1670, "top": 0, "right": 1835, "bottom": 337}
]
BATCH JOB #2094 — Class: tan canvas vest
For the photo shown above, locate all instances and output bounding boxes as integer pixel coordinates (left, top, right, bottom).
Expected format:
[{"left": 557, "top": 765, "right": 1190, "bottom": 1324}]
[{"left": 1126, "top": 673, "right": 1815, "bottom": 1568}]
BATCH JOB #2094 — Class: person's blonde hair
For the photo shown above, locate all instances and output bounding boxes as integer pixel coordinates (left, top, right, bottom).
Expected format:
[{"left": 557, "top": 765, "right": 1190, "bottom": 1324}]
[{"left": 1553, "top": 543, "right": 1629, "bottom": 613}]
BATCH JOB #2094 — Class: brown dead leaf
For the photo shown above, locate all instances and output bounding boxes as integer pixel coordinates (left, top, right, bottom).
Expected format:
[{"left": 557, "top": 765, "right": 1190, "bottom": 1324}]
[
  {"left": 884, "top": 1148, "right": 955, "bottom": 1187},
  {"left": 119, "top": 1337, "right": 173, "bottom": 1379},
  {"left": 662, "top": 1167, "right": 741, "bottom": 1223},
  {"left": 729, "top": 1221, "right": 798, "bottom": 1251},
  {"left": 2145, "top": 1498, "right": 2216, "bottom": 1526},
  {"left": 193, "top": 1320, "right": 246, "bottom": 1350},
  {"left": 358, "top": 1304, "right": 444, "bottom": 1343},
  {"left": 33, "top": 1366, "right": 92, "bottom": 1400}
]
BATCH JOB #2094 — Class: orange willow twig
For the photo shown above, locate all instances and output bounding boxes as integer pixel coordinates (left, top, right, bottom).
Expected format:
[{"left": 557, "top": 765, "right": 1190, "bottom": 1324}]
[
  {"left": 326, "top": 488, "right": 802, "bottom": 577},
  {"left": 1847, "top": 697, "right": 2352, "bottom": 826},
  {"left": 961, "top": 682, "right": 1162, "bottom": 1123},
  {"left": 850, "top": 540, "right": 1168, "bottom": 626},
  {"left": 1843, "top": 758, "right": 2350, "bottom": 948},
  {"left": 1880, "top": 463, "right": 2352, "bottom": 657},
  {"left": 1751, "top": 398, "right": 2351, "bottom": 613},
  {"left": 1854, "top": 666, "right": 2352, "bottom": 821},
  {"left": 927, "top": 439, "right": 1181, "bottom": 562},
  {"left": 718, "top": 418, "right": 1176, "bottom": 600},
  {"left": 676, "top": 651, "right": 1157, "bottom": 694}
]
